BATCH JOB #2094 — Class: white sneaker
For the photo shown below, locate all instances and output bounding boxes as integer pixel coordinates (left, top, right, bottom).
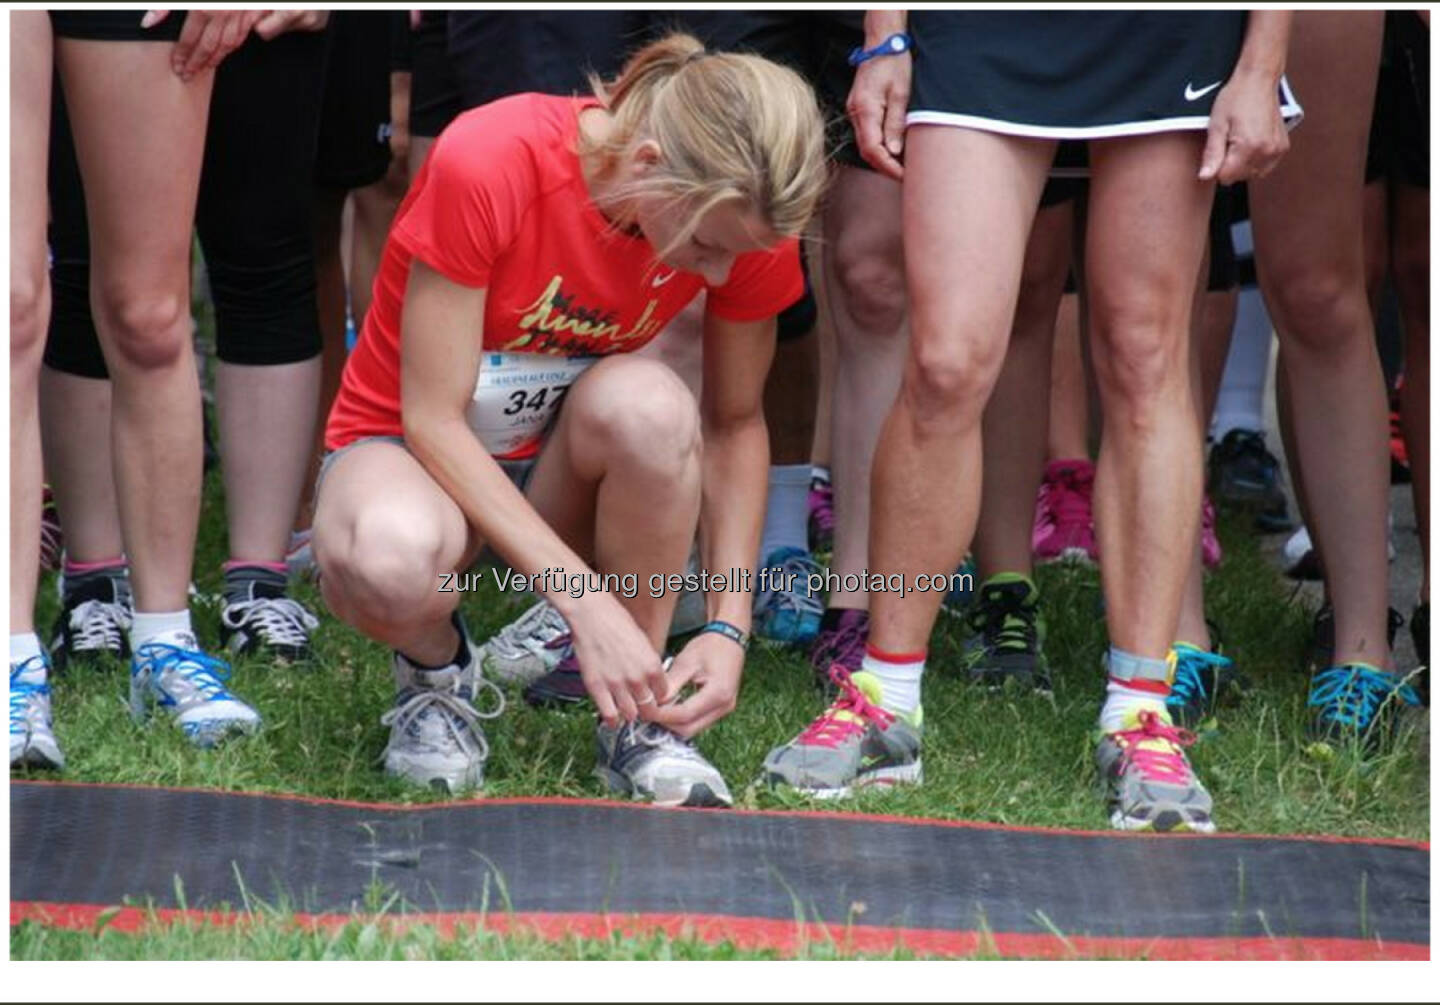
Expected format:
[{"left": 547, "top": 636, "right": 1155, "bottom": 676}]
[
  {"left": 479, "top": 599, "right": 569, "bottom": 686},
  {"left": 10, "top": 655, "right": 64, "bottom": 771},
  {"left": 595, "top": 720, "right": 732, "bottom": 808},
  {"left": 383, "top": 624, "right": 505, "bottom": 794}
]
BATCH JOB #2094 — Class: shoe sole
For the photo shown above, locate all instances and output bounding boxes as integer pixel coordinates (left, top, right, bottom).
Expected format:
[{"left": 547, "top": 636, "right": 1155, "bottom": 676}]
[
  {"left": 1109, "top": 808, "right": 1216, "bottom": 834},
  {"left": 386, "top": 753, "right": 483, "bottom": 796},
  {"left": 596, "top": 766, "right": 733, "bottom": 809},
  {"left": 11, "top": 744, "right": 65, "bottom": 772},
  {"left": 768, "top": 760, "right": 923, "bottom": 800}
]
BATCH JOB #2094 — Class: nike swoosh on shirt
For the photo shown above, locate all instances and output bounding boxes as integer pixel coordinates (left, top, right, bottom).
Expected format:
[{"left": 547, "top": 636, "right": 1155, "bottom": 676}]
[
  {"left": 1184, "top": 81, "right": 1223, "bottom": 102},
  {"left": 652, "top": 270, "right": 676, "bottom": 287}
]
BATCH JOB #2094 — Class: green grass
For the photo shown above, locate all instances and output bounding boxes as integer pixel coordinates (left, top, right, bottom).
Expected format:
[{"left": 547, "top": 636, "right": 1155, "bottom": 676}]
[
  {"left": 13, "top": 472, "right": 1429, "bottom": 959},
  {"left": 19, "top": 485, "right": 1429, "bottom": 838}
]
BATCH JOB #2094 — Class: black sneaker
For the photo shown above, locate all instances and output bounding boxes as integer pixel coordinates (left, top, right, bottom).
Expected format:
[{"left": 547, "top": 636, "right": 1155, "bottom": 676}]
[
  {"left": 219, "top": 565, "right": 318, "bottom": 661},
  {"left": 1166, "top": 629, "right": 1248, "bottom": 728},
  {"left": 1411, "top": 603, "right": 1429, "bottom": 707},
  {"left": 1207, "top": 429, "right": 1292, "bottom": 532},
  {"left": 961, "top": 573, "right": 1050, "bottom": 692},
  {"left": 1307, "top": 603, "right": 1404, "bottom": 675},
  {"left": 522, "top": 640, "right": 591, "bottom": 709},
  {"left": 1307, "top": 662, "right": 1421, "bottom": 753},
  {"left": 50, "top": 569, "right": 132, "bottom": 671}
]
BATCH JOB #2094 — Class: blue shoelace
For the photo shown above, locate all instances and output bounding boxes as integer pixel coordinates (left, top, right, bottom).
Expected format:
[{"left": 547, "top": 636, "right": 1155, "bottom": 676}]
[
  {"left": 1166, "top": 646, "right": 1234, "bottom": 712},
  {"left": 1308, "top": 664, "right": 1420, "bottom": 729},
  {"left": 133, "top": 643, "right": 236, "bottom": 702},
  {"left": 9, "top": 656, "right": 52, "bottom": 731}
]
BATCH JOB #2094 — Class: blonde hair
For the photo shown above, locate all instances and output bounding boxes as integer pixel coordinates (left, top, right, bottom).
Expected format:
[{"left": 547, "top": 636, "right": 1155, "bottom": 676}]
[{"left": 579, "top": 32, "right": 828, "bottom": 257}]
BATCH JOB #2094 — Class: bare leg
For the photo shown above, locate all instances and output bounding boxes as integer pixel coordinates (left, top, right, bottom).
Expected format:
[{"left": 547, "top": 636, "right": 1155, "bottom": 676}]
[
  {"left": 1087, "top": 131, "right": 1214, "bottom": 659},
  {"left": 55, "top": 38, "right": 213, "bottom": 614},
  {"left": 867, "top": 127, "right": 1054, "bottom": 654},
  {"left": 974, "top": 200, "right": 1074, "bottom": 578},
  {"left": 38, "top": 369, "right": 124, "bottom": 562},
  {"left": 823, "top": 166, "right": 907, "bottom": 612},
  {"left": 9, "top": 11, "right": 52, "bottom": 635},
  {"left": 297, "top": 185, "right": 351, "bottom": 532},
  {"left": 1047, "top": 293, "right": 1091, "bottom": 461},
  {"left": 315, "top": 356, "right": 702, "bottom": 661},
  {"left": 1250, "top": 11, "right": 1391, "bottom": 669},
  {"left": 216, "top": 359, "right": 321, "bottom": 563}
]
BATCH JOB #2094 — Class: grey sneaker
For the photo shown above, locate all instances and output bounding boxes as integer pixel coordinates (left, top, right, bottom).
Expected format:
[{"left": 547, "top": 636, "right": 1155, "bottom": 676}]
[
  {"left": 10, "top": 655, "right": 64, "bottom": 770},
  {"left": 480, "top": 599, "right": 569, "bottom": 686},
  {"left": 1095, "top": 708, "right": 1216, "bottom": 833},
  {"left": 129, "top": 636, "right": 262, "bottom": 748},
  {"left": 382, "top": 630, "right": 504, "bottom": 795},
  {"left": 595, "top": 720, "right": 732, "bottom": 808},
  {"left": 763, "top": 666, "right": 923, "bottom": 799}
]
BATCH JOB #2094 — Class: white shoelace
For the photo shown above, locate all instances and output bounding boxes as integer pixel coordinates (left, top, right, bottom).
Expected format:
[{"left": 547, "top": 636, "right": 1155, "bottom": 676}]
[
  {"left": 381, "top": 676, "right": 505, "bottom": 761},
  {"left": 492, "top": 600, "right": 568, "bottom": 657},
  {"left": 221, "top": 597, "right": 320, "bottom": 648},
  {"left": 67, "top": 599, "right": 132, "bottom": 652}
]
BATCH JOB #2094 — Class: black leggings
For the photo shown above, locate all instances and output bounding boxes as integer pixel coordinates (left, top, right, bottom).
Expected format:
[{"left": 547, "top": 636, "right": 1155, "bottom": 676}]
[{"left": 45, "top": 28, "right": 329, "bottom": 377}]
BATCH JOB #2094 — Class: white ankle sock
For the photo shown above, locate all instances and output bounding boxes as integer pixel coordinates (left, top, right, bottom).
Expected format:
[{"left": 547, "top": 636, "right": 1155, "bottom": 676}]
[
  {"left": 1211, "top": 297, "right": 1271, "bottom": 440},
  {"left": 130, "top": 610, "right": 197, "bottom": 652},
  {"left": 1099, "top": 646, "right": 1171, "bottom": 732},
  {"left": 859, "top": 646, "right": 924, "bottom": 716},
  {"left": 10, "top": 632, "right": 44, "bottom": 666},
  {"left": 758, "top": 464, "right": 813, "bottom": 566}
]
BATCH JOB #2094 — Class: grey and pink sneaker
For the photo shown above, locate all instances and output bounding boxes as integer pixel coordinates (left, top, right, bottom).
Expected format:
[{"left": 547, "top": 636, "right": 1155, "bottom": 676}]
[
  {"left": 808, "top": 608, "right": 869, "bottom": 691},
  {"left": 1032, "top": 459, "right": 1098, "bottom": 564}
]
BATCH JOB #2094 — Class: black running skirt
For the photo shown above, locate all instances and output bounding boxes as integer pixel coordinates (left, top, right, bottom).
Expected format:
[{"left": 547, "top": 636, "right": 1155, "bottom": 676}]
[
  {"left": 50, "top": 10, "right": 185, "bottom": 42},
  {"left": 908, "top": 12, "right": 1302, "bottom": 139}
]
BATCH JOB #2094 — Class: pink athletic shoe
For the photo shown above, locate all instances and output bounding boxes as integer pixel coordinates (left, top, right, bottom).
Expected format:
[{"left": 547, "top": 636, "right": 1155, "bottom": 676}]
[
  {"left": 1201, "top": 496, "right": 1223, "bottom": 571},
  {"left": 1032, "top": 459, "right": 1098, "bottom": 564}
]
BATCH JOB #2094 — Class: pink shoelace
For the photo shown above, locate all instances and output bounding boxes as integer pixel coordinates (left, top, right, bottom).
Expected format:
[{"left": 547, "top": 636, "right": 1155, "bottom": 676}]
[
  {"left": 1113, "top": 709, "right": 1199, "bottom": 786},
  {"left": 1043, "top": 465, "right": 1094, "bottom": 533},
  {"left": 797, "top": 665, "right": 895, "bottom": 748}
]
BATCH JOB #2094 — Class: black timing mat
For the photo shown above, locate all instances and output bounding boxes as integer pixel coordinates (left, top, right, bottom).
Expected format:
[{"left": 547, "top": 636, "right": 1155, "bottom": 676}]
[{"left": 10, "top": 782, "right": 1430, "bottom": 959}]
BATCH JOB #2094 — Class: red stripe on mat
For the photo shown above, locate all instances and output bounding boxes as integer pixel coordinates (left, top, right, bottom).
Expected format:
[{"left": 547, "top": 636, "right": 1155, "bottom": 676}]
[
  {"left": 12, "top": 780, "right": 1427, "bottom": 850},
  {"left": 10, "top": 901, "right": 1427, "bottom": 961}
]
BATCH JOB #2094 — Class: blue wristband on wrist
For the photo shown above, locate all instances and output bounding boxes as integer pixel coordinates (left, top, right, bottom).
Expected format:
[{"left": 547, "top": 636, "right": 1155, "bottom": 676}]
[
  {"left": 700, "top": 620, "right": 750, "bottom": 651},
  {"left": 848, "top": 32, "right": 912, "bottom": 67}
]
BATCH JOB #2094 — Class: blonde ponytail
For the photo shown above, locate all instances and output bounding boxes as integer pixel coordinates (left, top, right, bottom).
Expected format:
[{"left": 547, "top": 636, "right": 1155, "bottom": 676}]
[{"left": 579, "top": 32, "right": 828, "bottom": 255}]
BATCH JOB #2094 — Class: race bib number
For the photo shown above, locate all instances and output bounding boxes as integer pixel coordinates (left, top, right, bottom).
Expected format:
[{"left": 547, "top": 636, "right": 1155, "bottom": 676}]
[{"left": 466, "top": 352, "right": 597, "bottom": 457}]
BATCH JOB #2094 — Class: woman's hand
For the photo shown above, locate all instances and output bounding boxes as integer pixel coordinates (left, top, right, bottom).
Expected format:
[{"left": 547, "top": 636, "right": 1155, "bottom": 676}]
[
  {"left": 848, "top": 50, "right": 913, "bottom": 181},
  {"left": 566, "top": 594, "right": 672, "bottom": 727},
  {"left": 647, "top": 631, "right": 744, "bottom": 739},
  {"left": 1198, "top": 69, "right": 1290, "bottom": 184},
  {"left": 252, "top": 10, "right": 330, "bottom": 40},
  {"left": 142, "top": 10, "right": 265, "bottom": 80}
]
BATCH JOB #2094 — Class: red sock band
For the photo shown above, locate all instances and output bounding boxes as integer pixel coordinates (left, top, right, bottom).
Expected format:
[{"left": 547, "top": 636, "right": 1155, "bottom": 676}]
[
  {"left": 1109, "top": 675, "right": 1170, "bottom": 696},
  {"left": 864, "top": 644, "right": 927, "bottom": 664},
  {"left": 62, "top": 557, "right": 126, "bottom": 576},
  {"left": 223, "top": 560, "right": 287, "bottom": 575}
]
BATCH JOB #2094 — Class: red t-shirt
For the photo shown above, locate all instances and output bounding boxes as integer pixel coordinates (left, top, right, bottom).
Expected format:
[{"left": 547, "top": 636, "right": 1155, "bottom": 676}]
[{"left": 326, "top": 92, "right": 804, "bottom": 453}]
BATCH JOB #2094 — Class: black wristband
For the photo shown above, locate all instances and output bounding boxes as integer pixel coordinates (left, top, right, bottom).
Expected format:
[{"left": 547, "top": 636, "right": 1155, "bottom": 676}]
[{"left": 700, "top": 620, "right": 750, "bottom": 651}]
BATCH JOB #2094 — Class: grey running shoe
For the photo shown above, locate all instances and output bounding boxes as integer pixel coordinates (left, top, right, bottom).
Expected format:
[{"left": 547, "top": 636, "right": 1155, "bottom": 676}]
[
  {"left": 595, "top": 720, "right": 732, "bottom": 808},
  {"left": 763, "top": 667, "right": 922, "bottom": 799},
  {"left": 10, "top": 655, "right": 64, "bottom": 771},
  {"left": 130, "top": 636, "right": 262, "bottom": 748},
  {"left": 1095, "top": 708, "right": 1215, "bottom": 833},
  {"left": 961, "top": 573, "right": 1050, "bottom": 693},
  {"left": 382, "top": 631, "right": 504, "bottom": 795},
  {"left": 481, "top": 599, "right": 569, "bottom": 686}
]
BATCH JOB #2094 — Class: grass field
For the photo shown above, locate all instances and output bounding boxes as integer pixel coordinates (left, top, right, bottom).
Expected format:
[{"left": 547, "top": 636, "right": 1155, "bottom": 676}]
[{"left": 11, "top": 473, "right": 1430, "bottom": 960}]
